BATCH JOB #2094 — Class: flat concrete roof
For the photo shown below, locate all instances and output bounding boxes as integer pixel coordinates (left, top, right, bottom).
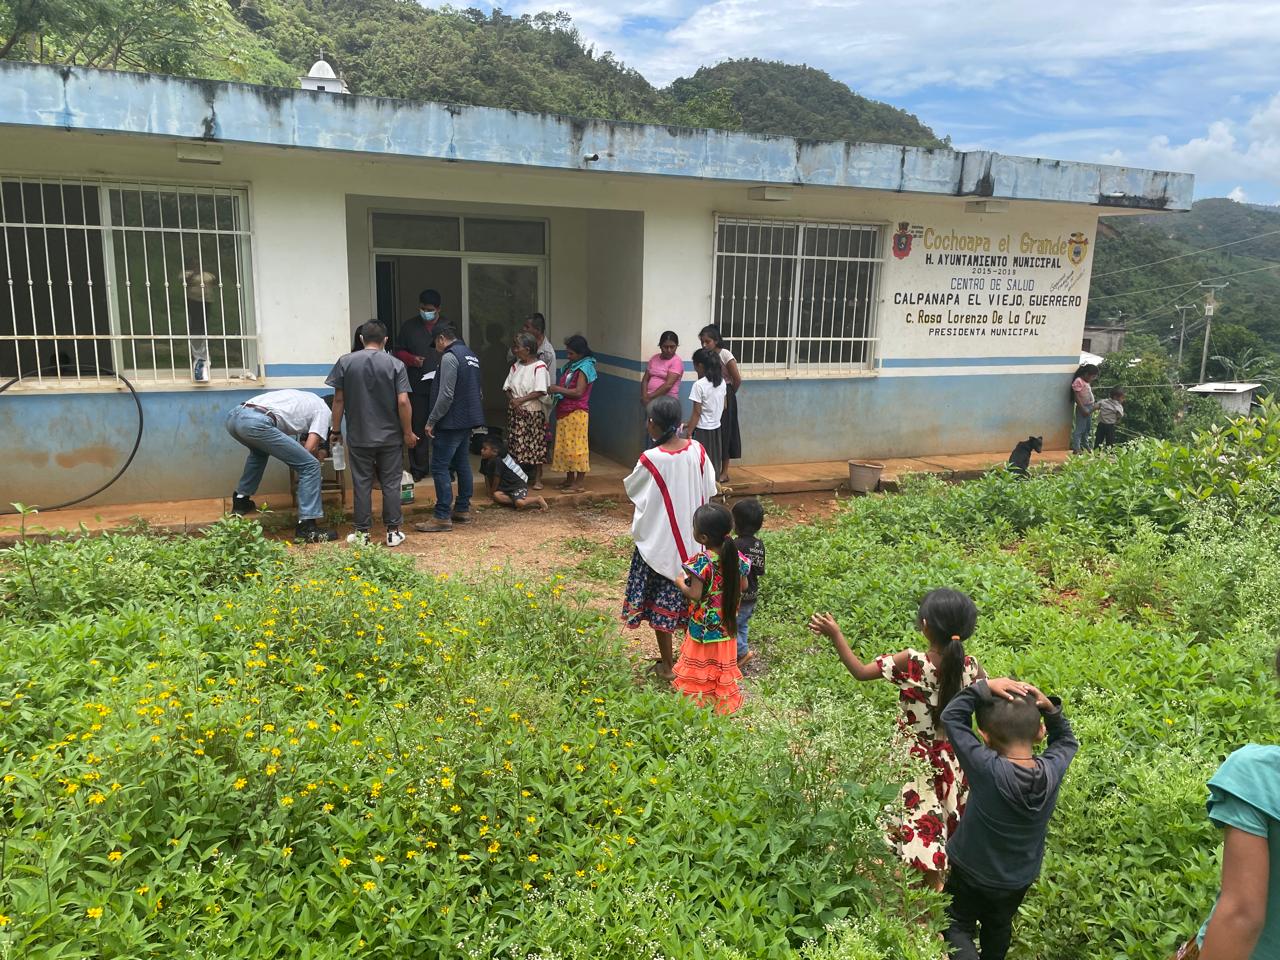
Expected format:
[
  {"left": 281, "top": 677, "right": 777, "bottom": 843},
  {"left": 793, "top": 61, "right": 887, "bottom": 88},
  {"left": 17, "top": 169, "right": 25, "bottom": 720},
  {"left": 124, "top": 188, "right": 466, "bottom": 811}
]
[{"left": 0, "top": 61, "right": 1194, "bottom": 210}]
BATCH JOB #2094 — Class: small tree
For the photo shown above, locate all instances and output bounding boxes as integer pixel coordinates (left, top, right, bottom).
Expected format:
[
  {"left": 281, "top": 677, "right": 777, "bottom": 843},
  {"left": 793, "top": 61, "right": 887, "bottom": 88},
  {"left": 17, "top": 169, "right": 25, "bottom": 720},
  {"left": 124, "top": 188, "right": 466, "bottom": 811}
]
[{"left": 1097, "top": 333, "right": 1178, "bottom": 440}]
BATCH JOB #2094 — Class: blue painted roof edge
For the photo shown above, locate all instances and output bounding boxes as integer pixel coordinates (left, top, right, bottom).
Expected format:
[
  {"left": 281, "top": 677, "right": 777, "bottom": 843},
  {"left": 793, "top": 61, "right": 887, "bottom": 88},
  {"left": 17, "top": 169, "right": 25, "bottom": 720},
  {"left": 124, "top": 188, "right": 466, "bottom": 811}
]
[{"left": 0, "top": 62, "right": 1194, "bottom": 211}]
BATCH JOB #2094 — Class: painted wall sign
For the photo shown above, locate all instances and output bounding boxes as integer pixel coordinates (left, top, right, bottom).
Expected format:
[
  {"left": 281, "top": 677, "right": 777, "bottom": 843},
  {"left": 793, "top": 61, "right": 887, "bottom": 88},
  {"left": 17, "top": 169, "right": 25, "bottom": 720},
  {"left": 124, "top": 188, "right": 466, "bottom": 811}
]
[{"left": 879, "top": 209, "right": 1095, "bottom": 362}]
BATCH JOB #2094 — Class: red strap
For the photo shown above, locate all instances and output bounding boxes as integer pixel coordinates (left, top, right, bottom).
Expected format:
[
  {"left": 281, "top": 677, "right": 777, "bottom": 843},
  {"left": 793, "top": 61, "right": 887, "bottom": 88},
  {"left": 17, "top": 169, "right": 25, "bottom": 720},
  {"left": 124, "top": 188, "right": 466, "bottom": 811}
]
[{"left": 639, "top": 453, "right": 690, "bottom": 564}]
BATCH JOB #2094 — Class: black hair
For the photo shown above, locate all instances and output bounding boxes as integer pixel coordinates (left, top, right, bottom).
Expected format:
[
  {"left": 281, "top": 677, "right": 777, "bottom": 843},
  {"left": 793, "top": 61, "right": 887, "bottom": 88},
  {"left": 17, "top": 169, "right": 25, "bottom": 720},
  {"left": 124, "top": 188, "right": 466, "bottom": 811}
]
[
  {"left": 564, "top": 334, "right": 592, "bottom": 358},
  {"left": 359, "top": 320, "right": 387, "bottom": 345},
  {"left": 1072, "top": 363, "right": 1100, "bottom": 380},
  {"left": 731, "top": 497, "right": 764, "bottom": 536},
  {"left": 659, "top": 330, "right": 679, "bottom": 347},
  {"left": 481, "top": 434, "right": 506, "bottom": 457},
  {"left": 917, "top": 588, "right": 979, "bottom": 725},
  {"left": 698, "top": 325, "right": 726, "bottom": 349},
  {"left": 351, "top": 328, "right": 365, "bottom": 353},
  {"left": 647, "top": 395, "right": 683, "bottom": 444},
  {"left": 433, "top": 324, "right": 458, "bottom": 343},
  {"left": 1110, "top": 386, "right": 1125, "bottom": 398},
  {"left": 692, "top": 502, "right": 740, "bottom": 636},
  {"left": 525, "top": 312, "right": 547, "bottom": 334},
  {"left": 976, "top": 692, "right": 1043, "bottom": 747},
  {"left": 419, "top": 289, "right": 442, "bottom": 308},
  {"left": 692, "top": 348, "right": 723, "bottom": 387},
  {"left": 513, "top": 332, "right": 538, "bottom": 355}
]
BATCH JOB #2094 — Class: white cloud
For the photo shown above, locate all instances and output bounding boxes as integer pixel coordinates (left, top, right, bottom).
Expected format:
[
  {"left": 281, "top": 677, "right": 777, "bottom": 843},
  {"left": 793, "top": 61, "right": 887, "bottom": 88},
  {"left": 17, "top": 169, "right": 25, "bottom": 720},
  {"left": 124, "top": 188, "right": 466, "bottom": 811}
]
[
  {"left": 1228, "top": 186, "right": 1249, "bottom": 202},
  {"left": 508, "top": 0, "right": 1280, "bottom": 91},
  {"left": 1146, "top": 93, "right": 1280, "bottom": 183}
]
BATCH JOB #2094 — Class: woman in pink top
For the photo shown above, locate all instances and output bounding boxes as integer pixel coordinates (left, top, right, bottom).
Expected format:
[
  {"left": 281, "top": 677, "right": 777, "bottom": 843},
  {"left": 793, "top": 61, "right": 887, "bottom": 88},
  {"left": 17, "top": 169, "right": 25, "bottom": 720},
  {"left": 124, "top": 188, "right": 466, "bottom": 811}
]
[
  {"left": 1070, "top": 363, "right": 1099, "bottom": 454},
  {"left": 641, "top": 331, "right": 684, "bottom": 445}
]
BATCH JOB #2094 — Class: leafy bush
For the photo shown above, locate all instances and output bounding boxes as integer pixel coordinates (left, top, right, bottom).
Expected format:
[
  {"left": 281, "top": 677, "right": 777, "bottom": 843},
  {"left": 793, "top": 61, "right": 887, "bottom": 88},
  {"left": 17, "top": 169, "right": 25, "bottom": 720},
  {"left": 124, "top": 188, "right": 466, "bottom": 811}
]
[{"left": 5, "top": 419, "right": 1280, "bottom": 959}]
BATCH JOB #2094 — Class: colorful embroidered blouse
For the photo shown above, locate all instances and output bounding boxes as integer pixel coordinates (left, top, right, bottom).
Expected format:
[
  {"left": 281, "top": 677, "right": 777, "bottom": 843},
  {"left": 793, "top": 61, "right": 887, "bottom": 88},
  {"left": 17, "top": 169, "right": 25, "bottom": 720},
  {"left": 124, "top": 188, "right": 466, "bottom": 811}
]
[{"left": 683, "top": 550, "right": 750, "bottom": 643}]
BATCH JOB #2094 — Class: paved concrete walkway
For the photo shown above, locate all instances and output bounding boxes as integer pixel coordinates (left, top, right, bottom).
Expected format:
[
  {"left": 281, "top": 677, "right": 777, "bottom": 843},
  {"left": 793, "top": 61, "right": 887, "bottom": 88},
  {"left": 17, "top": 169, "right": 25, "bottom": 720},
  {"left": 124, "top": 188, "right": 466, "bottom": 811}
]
[{"left": 0, "top": 448, "right": 1069, "bottom": 542}]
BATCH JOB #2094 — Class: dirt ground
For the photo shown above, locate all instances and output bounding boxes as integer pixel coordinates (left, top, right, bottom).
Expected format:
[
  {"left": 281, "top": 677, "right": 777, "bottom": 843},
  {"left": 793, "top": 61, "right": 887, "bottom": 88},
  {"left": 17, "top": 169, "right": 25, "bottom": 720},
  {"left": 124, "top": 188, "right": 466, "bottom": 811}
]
[
  {"left": 395, "top": 490, "right": 842, "bottom": 577},
  {"left": 389, "top": 490, "right": 845, "bottom": 671}
]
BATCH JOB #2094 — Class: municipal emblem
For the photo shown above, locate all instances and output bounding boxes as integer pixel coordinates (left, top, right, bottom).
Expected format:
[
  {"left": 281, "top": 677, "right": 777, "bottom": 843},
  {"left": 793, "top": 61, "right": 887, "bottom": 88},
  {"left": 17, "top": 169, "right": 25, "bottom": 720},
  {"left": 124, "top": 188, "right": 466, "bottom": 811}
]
[
  {"left": 1068, "top": 232, "right": 1090, "bottom": 266},
  {"left": 892, "top": 222, "right": 913, "bottom": 260}
]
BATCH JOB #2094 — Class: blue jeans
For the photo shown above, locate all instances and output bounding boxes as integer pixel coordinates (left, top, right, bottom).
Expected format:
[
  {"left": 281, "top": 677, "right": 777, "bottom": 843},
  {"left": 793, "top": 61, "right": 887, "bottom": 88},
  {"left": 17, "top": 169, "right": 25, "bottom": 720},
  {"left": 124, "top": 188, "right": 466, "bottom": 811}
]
[
  {"left": 225, "top": 406, "right": 323, "bottom": 520},
  {"left": 736, "top": 598, "right": 756, "bottom": 658},
  {"left": 431, "top": 427, "right": 473, "bottom": 520},
  {"left": 1071, "top": 408, "right": 1093, "bottom": 453}
]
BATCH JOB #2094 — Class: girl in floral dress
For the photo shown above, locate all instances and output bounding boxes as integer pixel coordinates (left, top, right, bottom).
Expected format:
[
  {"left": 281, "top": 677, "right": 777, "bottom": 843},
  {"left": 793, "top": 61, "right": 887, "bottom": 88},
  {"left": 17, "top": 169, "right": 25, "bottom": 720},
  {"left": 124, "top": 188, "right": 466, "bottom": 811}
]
[
  {"left": 808, "top": 588, "right": 986, "bottom": 890},
  {"left": 673, "top": 502, "right": 749, "bottom": 715}
]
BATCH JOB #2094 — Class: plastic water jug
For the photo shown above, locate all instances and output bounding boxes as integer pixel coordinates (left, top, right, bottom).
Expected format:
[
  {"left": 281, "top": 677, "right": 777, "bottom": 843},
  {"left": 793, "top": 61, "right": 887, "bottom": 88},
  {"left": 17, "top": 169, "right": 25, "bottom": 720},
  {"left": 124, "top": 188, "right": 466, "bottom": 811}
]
[
  {"left": 330, "top": 441, "right": 346, "bottom": 472},
  {"left": 401, "top": 471, "right": 415, "bottom": 504}
]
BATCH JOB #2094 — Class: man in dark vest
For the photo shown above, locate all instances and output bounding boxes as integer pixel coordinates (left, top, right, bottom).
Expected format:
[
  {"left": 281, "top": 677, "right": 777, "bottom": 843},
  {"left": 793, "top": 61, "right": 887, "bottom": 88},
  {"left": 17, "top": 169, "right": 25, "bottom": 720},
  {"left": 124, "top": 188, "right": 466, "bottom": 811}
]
[
  {"left": 414, "top": 324, "right": 484, "bottom": 533},
  {"left": 392, "top": 288, "right": 443, "bottom": 481}
]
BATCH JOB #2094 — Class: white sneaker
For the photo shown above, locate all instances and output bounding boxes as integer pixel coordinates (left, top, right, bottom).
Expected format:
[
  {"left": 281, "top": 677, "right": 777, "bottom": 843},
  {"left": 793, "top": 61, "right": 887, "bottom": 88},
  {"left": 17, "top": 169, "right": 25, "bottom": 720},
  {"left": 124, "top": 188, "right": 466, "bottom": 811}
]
[
  {"left": 385, "top": 529, "right": 406, "bottom": 548},
  {"left": 346, "top": 531, "right": 371, "bottom": 545}
]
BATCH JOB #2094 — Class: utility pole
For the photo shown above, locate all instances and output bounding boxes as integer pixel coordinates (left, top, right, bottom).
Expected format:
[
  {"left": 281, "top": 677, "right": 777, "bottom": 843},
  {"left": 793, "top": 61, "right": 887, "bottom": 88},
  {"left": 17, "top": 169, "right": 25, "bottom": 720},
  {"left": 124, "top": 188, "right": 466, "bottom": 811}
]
[
  {"left": 1198, "top": 283, "right": 1230, "bottom": 383},
  {"left": 1174, "top": 303, "right": 1196, "bottom": 371}
]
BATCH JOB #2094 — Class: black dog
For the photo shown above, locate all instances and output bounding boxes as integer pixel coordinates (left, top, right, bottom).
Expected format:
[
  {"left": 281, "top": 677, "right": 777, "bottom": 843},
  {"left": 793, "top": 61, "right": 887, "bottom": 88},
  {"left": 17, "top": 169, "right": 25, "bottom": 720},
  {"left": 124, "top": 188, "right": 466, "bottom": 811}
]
[{"left": 1008, "top": 435, "right": 1043, "bottom": 477}]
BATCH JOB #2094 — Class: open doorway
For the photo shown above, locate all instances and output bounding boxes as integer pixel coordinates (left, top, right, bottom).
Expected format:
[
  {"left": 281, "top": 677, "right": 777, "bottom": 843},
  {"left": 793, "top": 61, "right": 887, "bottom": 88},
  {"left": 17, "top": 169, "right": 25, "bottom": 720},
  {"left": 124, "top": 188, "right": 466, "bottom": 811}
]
[
  {"left": 372, "top": 213, "right": 548, "bottom": 422},
  {"left": 374, "top": 255, "right": 462, "bottom": 347}
]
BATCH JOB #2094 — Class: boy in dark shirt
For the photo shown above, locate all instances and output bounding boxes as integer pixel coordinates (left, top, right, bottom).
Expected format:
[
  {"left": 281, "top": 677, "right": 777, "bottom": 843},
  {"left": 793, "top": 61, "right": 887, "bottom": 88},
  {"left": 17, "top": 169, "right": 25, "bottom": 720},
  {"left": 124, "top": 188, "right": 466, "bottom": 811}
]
[
  {"left": 731, "top": 498, "right": 765, "bottom": 668},
  {"left": 480, "top": 435, "right": 548, "bottom": 512},
  {"left": 940, "top": 679, "right": 1079, "bottom": 960}
]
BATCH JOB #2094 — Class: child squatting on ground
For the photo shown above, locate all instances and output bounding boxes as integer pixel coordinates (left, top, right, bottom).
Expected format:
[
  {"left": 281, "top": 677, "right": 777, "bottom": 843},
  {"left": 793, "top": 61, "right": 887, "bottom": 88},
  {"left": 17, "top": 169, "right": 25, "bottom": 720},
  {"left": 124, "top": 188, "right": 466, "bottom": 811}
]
[
  {"left": 479, "top": 435, "right": 548, "bottom": 512},
  {"left": 940, "top": 678, "right": 1078, "bottom": 960},
  {"left": 672, "top": 502, "right": 749, "bottom": 715},
  {"left": 809, "top": 589, "right": 988, "bottom": 893},
  {"left": 731, "top": 498, "right": 765, "bottom": 668}
]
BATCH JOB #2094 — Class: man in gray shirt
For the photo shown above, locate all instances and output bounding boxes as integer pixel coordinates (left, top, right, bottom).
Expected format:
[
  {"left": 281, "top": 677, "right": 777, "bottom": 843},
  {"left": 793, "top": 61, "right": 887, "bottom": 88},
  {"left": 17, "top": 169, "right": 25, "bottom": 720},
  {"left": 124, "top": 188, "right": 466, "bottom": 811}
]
[{"left": 327, "top": 321, "right": 416, "bottom": 547}]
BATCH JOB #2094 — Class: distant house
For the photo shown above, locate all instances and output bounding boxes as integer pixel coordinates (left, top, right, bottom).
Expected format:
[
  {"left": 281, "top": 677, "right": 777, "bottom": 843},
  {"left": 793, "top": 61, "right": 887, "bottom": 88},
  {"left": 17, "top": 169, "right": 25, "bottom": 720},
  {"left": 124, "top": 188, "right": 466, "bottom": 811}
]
[
  {"left": 0, "top": 62, "right": 1193, "bottom": 507},
  {"left": 1187, "top": 382, "right": 1262, "bottom": 416},
  {"left": 1082, "top": 324, "right": 1126, "bottom": 357}
]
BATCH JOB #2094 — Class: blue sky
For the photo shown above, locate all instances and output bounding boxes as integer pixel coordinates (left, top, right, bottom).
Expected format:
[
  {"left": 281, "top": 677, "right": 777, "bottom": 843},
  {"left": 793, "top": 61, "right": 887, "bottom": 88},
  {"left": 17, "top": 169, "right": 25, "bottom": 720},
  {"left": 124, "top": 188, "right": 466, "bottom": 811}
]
[{"left": 468, "top": 0, "right": 1280, "bottom": 203}]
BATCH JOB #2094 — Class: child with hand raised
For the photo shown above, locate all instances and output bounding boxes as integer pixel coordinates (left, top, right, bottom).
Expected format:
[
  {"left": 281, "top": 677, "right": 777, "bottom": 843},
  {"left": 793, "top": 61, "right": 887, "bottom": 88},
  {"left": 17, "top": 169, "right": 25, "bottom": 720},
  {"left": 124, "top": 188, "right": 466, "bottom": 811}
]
[{"left": 808, "top": 589, "right": 997, "bottom": 891}]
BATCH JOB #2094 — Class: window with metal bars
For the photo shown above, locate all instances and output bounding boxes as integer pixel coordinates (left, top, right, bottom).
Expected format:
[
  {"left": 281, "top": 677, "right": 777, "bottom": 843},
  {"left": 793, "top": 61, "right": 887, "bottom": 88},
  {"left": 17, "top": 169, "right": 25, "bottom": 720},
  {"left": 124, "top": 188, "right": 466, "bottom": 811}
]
[
  {"left": 712, "top": 217, "right": 883, "bottom": 373},
  {"left": 1, "top": 177, "right": 257, "bottom": 386}
]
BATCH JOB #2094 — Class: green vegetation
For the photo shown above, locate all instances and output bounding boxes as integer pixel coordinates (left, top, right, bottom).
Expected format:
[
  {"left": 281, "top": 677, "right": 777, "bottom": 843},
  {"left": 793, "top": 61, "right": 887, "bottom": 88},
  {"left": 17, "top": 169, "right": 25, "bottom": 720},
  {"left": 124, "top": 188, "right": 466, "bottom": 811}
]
[
  {"left": 1091, "top": 201, "right": 1280, "bottom": 383},
  {"left": 6, "top": 404, "right": 1280, "bottom": 957},
  {"left": 0, "top": 2, "right": 942, "bottom": 147},
  {"left": 667, "top": 60, "right": 943, "bottom": 148}
]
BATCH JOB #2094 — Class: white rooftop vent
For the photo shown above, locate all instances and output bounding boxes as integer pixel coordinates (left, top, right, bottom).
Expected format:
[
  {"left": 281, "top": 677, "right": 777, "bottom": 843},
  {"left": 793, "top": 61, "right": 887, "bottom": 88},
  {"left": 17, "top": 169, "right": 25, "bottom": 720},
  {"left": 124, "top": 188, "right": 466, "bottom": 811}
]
[{"left": 301, "top": 57, "right": 348, "bottom": 95}]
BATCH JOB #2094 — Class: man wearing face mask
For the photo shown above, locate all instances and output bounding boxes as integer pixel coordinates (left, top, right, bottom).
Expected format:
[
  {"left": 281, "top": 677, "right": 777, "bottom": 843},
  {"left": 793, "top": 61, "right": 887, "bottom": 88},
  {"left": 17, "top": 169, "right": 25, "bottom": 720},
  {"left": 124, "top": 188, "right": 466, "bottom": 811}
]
[{"left": 394, "top": 289, "right": 444, "bottom": 481}]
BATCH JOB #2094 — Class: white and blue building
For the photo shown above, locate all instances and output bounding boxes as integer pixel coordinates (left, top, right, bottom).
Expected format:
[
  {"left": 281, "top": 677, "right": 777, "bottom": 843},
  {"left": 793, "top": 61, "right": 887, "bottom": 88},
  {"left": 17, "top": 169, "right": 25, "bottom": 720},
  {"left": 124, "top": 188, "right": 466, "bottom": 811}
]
[{"left": 0, "top": 61, "right": 1192, "bottom": 507}]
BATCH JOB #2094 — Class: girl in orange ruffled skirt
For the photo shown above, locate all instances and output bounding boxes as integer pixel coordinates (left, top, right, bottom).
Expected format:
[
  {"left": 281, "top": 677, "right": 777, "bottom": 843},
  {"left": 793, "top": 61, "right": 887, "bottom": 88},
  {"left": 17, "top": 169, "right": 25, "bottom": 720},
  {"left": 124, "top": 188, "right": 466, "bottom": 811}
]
[{"left": 673, "top": 503, "right": 750, "bottom": 715}]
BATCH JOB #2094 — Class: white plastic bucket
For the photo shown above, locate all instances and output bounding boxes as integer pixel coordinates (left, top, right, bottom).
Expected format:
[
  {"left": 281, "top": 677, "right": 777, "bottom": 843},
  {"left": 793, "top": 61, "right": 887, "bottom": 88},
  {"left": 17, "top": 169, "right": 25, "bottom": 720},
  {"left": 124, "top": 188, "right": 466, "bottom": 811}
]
[{"left": 847, "top": 460, "right": 884, "bottom": 493}]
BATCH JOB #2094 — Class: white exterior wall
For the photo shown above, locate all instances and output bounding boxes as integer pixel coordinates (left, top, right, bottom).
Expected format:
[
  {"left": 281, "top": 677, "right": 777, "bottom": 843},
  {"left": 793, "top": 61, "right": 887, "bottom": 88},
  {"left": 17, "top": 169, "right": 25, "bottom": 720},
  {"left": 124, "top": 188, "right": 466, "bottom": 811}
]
[{"left": 1, "top": 128, "right": 1102, "bottom": 391}]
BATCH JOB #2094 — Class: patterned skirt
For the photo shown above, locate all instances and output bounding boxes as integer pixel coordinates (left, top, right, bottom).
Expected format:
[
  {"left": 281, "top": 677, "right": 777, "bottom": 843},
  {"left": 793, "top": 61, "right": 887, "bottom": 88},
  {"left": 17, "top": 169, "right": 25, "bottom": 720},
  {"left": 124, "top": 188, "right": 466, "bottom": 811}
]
[
  {"left": 673, "top": 633, "right": 743, "bottom": 715},
  {"left": 507, "top": 406, "right": 547, "bottom": 465},
  {"left": 724, "top": 384, "right": 742, "bottom": 460},
  {"left": 888, "top": 738, "right": 969, "bottom": 875},
  {"left": 551, "top": 409, "right": 590, "bottom": 473},
  {"left": 621, "top": 548, "right": 689, "bottom": 633}
]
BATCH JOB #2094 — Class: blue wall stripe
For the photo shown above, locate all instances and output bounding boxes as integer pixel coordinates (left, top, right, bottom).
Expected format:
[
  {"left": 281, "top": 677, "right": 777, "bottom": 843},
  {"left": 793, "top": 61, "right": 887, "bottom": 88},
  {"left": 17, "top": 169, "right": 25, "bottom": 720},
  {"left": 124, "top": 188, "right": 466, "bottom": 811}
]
[
  {"left": 881, "top": 355, "right": 1080, "bottom": 369},
  {"left": 264, "top": 363, "right": 334, "bottom": 377}
]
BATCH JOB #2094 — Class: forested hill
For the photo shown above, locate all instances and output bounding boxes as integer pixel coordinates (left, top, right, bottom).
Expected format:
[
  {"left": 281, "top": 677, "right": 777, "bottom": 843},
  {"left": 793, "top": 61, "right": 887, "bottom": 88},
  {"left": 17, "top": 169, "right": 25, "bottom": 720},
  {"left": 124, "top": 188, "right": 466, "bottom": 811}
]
[
  {"left": 0, "top": 1, "right": 944, "bottom": 147},
  {"left": 1091, "top": 200, "right": 1280, "bottom": 380}
]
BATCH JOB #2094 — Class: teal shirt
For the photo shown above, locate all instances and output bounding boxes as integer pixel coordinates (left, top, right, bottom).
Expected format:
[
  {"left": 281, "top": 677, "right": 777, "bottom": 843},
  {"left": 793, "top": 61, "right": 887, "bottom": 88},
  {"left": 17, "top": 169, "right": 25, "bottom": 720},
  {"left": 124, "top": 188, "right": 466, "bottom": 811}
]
[{"left": 1198, "top": 745, "right": 1280, "bottom": 957}]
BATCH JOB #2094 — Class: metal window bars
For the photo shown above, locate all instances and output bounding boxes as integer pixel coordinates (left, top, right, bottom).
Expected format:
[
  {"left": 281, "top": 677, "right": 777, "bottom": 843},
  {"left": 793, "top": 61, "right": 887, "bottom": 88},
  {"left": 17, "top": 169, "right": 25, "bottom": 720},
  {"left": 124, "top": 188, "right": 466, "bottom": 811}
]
[
  {"left": 713, "top": 216, "right": 882, "bottom": 374},
  {"left": 1, "top": 176, "right": 258, "bottom": 386}
]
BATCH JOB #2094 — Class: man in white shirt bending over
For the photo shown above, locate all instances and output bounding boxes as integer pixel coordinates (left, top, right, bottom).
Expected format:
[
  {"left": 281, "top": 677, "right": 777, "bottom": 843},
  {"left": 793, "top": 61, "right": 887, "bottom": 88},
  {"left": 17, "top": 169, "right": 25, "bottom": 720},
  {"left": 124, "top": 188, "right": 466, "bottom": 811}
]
[{"left": 224, "top": 389, "right": 338, "bottom": 542}]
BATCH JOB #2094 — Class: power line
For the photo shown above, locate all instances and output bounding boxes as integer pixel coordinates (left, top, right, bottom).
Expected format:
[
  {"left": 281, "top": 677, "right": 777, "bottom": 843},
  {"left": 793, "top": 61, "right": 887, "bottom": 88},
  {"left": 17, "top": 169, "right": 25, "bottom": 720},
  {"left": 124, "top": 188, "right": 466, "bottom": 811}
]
[
  {"left": 1089, "top": 262, "right": 1280, "bottom": 301},
  {"left": 1090, "top": 228, "right": 1280, "bottom": 279}
]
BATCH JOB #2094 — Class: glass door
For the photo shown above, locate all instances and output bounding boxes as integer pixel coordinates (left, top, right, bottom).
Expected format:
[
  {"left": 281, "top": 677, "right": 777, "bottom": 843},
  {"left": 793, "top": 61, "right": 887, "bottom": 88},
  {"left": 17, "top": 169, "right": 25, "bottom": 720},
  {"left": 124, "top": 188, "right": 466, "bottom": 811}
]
[{"left": 464, "top": 261, "right": 545, "bottom": 420}]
